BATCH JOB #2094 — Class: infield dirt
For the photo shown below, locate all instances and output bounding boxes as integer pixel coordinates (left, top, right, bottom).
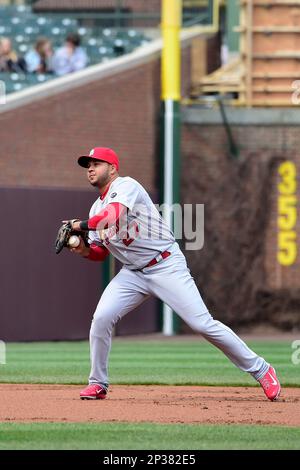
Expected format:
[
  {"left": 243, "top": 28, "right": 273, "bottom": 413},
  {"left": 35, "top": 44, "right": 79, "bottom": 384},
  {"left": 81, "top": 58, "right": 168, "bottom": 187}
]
[{"left": 0, "top": 384, "right": 299, "bottom": 426}]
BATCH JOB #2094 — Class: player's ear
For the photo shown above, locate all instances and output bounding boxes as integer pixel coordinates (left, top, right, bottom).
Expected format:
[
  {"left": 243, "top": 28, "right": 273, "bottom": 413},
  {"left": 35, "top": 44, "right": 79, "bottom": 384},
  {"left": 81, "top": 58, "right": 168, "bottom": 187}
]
[{"left": 110, "top": 164, "right": 118, "bottom": 175}]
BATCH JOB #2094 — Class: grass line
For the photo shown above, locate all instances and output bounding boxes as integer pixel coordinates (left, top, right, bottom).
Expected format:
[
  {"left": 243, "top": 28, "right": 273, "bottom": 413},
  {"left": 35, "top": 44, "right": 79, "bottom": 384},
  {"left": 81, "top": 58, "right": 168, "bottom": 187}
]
[
  {"left": 0, "top": 422, "right": 299, "bottom": 450},
  {"left": 0, "top": 339, "right": 299, "bottom": 386}
]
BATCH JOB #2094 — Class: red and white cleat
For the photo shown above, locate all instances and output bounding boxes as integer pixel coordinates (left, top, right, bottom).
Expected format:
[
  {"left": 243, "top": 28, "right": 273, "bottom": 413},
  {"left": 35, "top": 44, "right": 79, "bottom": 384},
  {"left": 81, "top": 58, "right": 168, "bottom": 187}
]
[
  {"left": 258, "top": 366, "right": 281, "bottom": 401},
  {"left": 80, "top": 384, "right": 107, "bottom": 400}
]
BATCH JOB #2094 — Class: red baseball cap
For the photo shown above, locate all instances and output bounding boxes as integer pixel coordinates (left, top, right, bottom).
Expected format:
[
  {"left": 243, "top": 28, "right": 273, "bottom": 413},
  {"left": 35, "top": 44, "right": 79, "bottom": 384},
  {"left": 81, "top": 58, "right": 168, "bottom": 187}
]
[{"left": 78, "top": 147, "right": 119, "bottom": 171}]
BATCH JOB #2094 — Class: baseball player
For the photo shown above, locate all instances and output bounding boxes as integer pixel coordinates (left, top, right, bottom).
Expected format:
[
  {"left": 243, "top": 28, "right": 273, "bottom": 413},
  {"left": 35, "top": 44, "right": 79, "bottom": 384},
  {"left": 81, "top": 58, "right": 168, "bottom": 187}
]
[{"left": 67, "top": 147, "right": 281, "bottom": 402}]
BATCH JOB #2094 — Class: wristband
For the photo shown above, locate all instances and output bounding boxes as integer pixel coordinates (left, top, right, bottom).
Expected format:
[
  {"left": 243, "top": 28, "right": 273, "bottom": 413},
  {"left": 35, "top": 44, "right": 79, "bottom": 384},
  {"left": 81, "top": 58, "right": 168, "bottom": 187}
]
[{"left": 79, "top": 220, "right": 89, "bottom": 231}]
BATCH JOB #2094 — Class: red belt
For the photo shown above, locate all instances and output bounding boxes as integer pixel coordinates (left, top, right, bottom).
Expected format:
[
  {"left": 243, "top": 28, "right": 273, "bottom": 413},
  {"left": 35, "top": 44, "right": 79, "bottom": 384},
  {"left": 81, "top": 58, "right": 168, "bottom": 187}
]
[{"left": 145, "top": 250, "right": 171, "bottom": 268}]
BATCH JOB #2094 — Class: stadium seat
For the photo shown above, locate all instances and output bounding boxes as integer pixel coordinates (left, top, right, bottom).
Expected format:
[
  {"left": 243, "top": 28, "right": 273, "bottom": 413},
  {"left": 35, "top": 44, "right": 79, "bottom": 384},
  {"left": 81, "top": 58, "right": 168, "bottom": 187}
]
[
  {"left": 0, "top": 5, "right": 151, "bottom": 94},
  {"left": 17, "top": 43, "right": 30, "bottom": 54},
  {"left": 0, "top": 25, "right": 12, "bottom": 35},
  {"left": 60, "top": 18, "right": 78, "bottom": 28}
]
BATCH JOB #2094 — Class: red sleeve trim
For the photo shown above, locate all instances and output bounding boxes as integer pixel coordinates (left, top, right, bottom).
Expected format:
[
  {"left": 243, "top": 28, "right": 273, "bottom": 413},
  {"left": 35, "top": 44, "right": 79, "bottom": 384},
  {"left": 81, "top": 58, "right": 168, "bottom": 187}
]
[
  {"left": 88, "top": 202, "right": 126, "bottom": 230},
  {"left": 86, "top": 243, "right": 109, "bottom": 262}
]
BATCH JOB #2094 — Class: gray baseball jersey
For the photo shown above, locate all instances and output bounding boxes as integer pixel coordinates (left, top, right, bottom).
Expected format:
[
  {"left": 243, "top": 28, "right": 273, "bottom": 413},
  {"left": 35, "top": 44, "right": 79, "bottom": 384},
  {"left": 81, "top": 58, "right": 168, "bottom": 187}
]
[{"left": 88, "top": 176, "right": 175, "bottom": 270}]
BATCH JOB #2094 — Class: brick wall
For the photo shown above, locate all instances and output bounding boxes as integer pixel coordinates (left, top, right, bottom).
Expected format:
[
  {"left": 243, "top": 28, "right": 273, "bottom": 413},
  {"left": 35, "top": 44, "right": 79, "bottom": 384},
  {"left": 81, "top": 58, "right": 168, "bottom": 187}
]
[
  {"left": 0, "top": 62, "right": 161, "bottom": 191},
  {"left": 181, "top": 120, "right": 300, "bottom": 327},
  {"left": 0, "top": 45, "right": 191, "bottom": 192}
]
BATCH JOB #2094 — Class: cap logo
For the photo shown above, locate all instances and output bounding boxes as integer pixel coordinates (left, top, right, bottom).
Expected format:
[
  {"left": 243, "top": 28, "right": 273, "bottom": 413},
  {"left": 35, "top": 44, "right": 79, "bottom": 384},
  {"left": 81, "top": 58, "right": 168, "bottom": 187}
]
[
  {"left": 110, "top": 192, "right": 117, "bottom": 198},
  {"left": 89, "top": 149, "right": 95, "bottom": 156}
]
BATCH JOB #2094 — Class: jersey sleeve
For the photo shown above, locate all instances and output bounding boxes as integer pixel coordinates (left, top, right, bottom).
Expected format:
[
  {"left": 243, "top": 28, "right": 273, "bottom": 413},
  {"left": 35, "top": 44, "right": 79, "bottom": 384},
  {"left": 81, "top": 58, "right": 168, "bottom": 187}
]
[
  {"left": 107, "top": 179, "right": 140, "bottom": 211},
  {"left": 87, "top": 202, "right": 125, "bottom": 230},
  {"left": 87, "top": 243, "right": 109, "bottom": 261},
  {"left": 87, "top": 230, "right": 103, "bottom": 245},
  {"left": 87, "top": 200, "right": 104, "bottom": 245}
]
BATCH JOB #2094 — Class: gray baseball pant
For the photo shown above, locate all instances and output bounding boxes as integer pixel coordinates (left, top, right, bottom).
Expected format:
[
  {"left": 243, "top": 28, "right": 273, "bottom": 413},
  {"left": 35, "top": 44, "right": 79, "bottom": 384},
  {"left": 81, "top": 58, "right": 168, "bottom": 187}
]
[{"left": 88, "top": 243, "right": 269, "bottom": 388}]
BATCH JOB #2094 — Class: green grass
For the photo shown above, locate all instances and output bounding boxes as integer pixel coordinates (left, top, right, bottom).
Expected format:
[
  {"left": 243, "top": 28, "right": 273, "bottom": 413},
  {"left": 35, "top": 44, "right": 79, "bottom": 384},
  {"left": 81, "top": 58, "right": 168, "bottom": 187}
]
[
  {"left": 0, "top": 339, "right": 299, "bottom": 451},
  {"left": 0, "top": 422, "right": 299, "bottom": 450},
  {"left": 0, "top": 338, "right": 299, "bottom": 387}
]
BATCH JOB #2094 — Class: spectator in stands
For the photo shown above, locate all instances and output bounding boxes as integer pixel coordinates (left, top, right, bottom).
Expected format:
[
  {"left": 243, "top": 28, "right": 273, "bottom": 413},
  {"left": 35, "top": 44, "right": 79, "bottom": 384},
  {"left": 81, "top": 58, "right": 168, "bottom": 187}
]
[
  {"left": 0, "top": 37, "right": 26, "bottom": 73},
  {"left": 52, "top": 33, "right": 87, "bottom": 76},
  {"left": 25, "top": 37, "right": 53, "bottom": 74}
]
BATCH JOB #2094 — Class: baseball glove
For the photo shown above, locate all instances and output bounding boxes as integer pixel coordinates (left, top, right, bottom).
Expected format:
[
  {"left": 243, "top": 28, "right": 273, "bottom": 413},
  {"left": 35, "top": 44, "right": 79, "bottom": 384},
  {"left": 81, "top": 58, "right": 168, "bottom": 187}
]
[{"left": 55, "top": 220, "right": 89, "bottom": 254}]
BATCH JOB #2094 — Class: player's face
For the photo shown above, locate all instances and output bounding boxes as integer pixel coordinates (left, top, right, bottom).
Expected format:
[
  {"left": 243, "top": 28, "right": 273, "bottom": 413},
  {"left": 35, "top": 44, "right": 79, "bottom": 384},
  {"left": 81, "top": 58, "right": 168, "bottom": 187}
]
[{"left": 87, "top": 160, "right": 112, "bottom": 188}]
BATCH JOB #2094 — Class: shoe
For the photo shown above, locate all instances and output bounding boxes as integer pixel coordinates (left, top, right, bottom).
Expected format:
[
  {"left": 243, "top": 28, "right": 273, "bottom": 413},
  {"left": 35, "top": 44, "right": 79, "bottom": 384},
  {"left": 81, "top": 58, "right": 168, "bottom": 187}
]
[
  {"left": 258, "top": 366, "right": 281, "bottom": 401},
  {"left": 80, "top": 384, "right": 107, "bottom": 400}
]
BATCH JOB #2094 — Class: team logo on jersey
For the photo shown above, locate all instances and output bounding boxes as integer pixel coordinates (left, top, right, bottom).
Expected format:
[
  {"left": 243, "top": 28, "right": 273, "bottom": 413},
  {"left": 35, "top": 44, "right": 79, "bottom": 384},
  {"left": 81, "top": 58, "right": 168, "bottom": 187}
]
[
  {"left": 89, "top": 149, "right": 95, "bottom": 156},
  {"left": 110, "top": 192, "right": 117, "bottom": 198}
]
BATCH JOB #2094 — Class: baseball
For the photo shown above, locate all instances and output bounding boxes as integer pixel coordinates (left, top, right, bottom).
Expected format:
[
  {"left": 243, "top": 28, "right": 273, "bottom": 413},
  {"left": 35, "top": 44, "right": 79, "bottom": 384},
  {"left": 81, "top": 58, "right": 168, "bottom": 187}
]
[{"left": 68, "top": 235, "right": 80, "bottom": 248}]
